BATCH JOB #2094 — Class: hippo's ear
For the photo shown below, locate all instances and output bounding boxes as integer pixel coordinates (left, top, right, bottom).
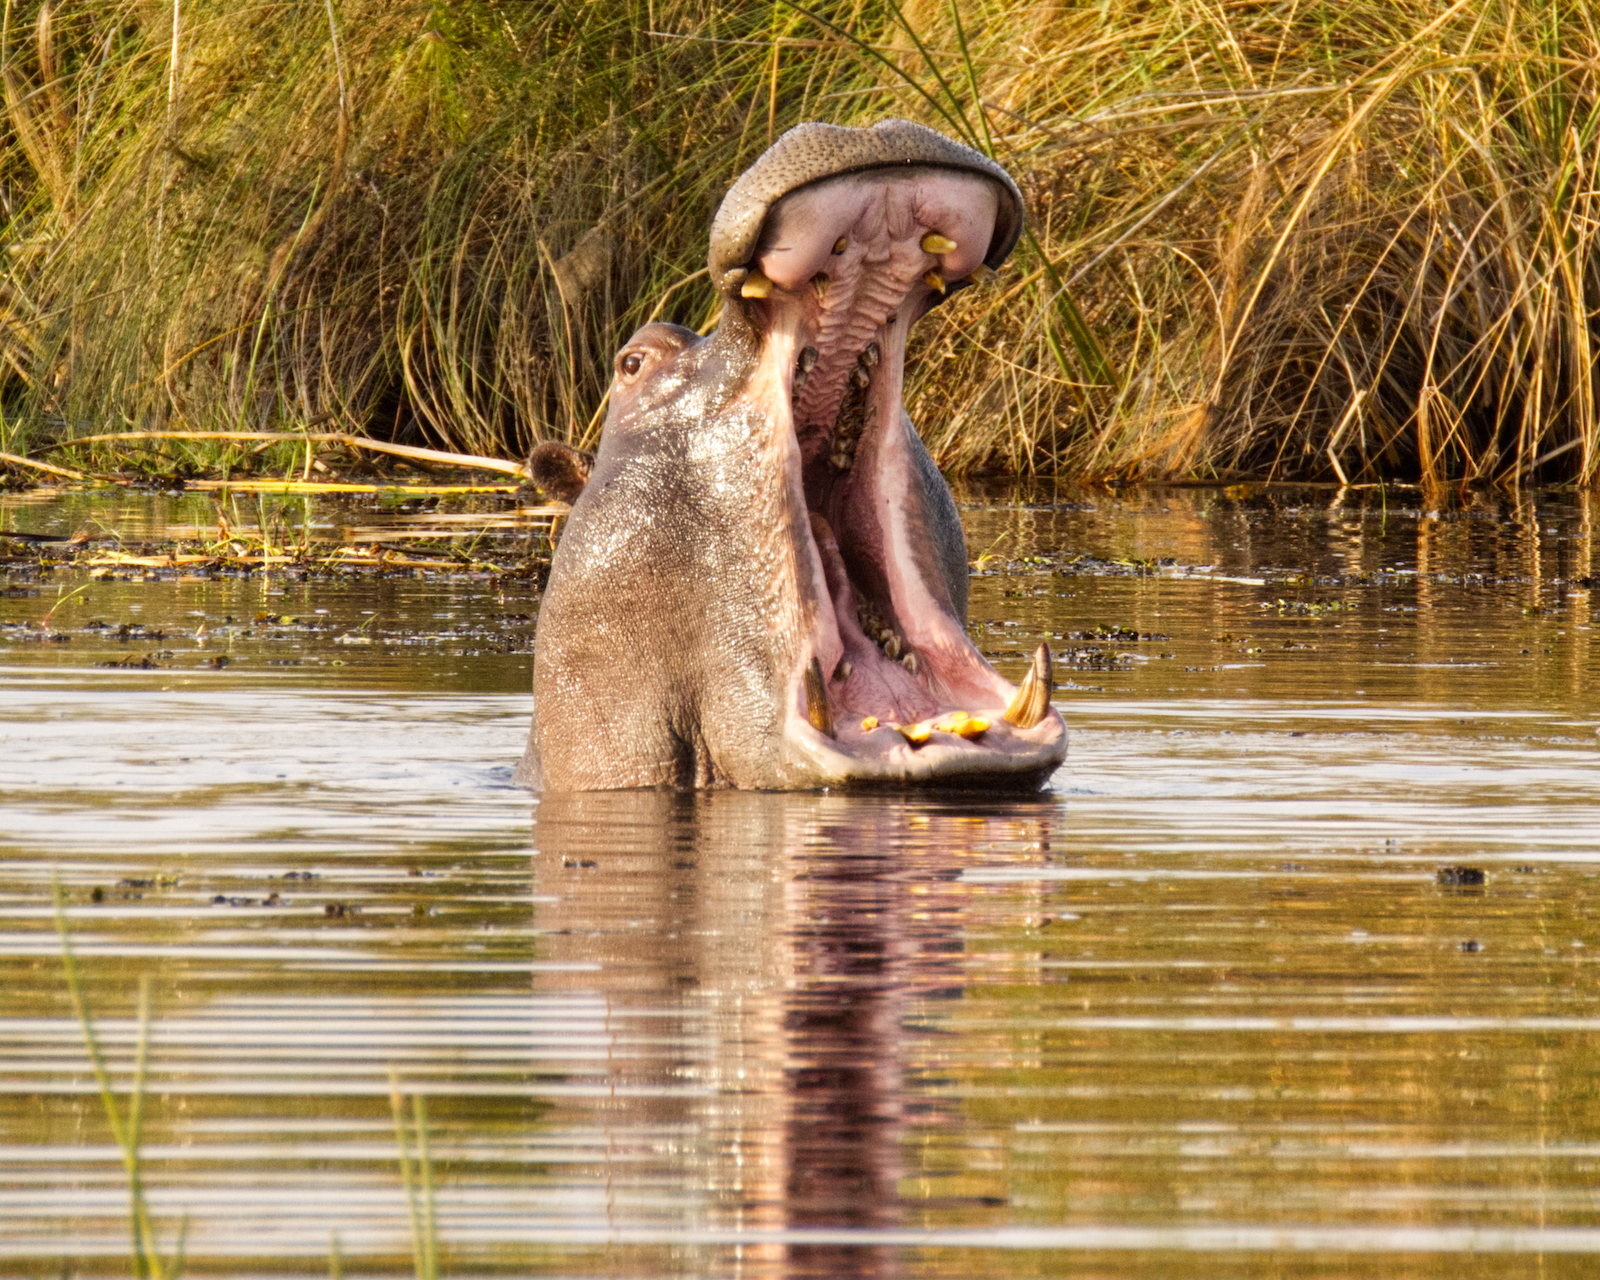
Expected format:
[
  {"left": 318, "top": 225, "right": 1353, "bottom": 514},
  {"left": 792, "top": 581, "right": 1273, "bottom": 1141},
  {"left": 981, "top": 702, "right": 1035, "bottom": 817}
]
[{"left": 528, "top": 441, "right": 595, "bottom": 503}]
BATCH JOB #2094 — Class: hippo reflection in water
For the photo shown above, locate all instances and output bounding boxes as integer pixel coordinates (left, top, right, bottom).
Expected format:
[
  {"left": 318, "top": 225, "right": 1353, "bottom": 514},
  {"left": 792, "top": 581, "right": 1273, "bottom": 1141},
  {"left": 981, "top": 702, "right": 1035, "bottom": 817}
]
[{"left": 518, "top": 120, "right": 1067, "bottom": 791}]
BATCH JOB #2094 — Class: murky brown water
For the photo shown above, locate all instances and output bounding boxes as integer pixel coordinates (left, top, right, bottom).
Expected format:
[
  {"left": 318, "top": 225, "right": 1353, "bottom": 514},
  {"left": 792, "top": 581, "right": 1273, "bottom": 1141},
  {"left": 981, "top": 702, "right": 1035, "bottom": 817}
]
[{"left": 3, "top": 483, "right": 1600, "bottom": 1276}]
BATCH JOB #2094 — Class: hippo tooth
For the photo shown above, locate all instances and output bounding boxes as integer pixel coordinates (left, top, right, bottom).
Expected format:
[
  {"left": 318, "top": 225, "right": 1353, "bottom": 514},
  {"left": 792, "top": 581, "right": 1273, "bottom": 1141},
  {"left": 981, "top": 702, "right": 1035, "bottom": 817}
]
[
  {"left": 804, "top": 656, "right": 835, "bottom": 738},
  {"left": 798, "top": 345, "right": 819, "bottom": 373},
  {"left": 923, "top": 270, "right": 946, "bottom": 294},
  {"left": 833, "top": 659, "right": 852, "bottom": 683},
  {"left": 741, "top": 271, "right": 773, "bottom": 299},
  {"left": 901, "top": 651, "right": 919, "bottom": 676},
  {"left": 832, "top": 236, "right": 848, "bottom": 254},
  {"left": 860, "top": 343, "right": 880, "bottom": 368},
  {"left": 1001, "top": 643, "right": 1053, "bottom": 729},
  {"left": 884, "top": 633, "right": 902, "bottom": 661},
  {"left": 968, "top": 263, "right": 996, "bottom": 283},
  {"left": 921, "top": 232, "right": 958, "bottom": 254},
  {"left": 850, "top": 366, "right": 870, "bottom": 390},
  {"left": 811, "top": 273, "right": 830, "bottom": 299},
  {"left": 831, "top": 452, "right": 852, "bottom": 472}
]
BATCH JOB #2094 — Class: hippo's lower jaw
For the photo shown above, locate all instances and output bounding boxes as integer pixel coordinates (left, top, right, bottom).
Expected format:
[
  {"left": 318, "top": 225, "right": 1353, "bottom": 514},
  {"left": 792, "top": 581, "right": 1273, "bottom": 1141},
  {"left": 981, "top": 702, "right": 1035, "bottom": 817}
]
[{"left": 737, "top": 164, "right": 1069, "bottom": 788}]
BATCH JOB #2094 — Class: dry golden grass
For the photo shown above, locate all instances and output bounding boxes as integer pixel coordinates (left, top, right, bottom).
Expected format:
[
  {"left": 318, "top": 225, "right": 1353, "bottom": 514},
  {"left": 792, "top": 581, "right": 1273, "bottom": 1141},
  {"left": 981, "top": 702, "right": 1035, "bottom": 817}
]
[{"left": 0, "top": 0, "right": 1594, "bottom": 487}]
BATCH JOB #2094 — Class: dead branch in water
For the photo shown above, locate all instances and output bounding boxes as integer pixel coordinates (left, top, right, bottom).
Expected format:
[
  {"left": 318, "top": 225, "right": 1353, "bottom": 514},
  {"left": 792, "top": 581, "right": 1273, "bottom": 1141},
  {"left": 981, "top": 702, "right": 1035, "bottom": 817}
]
[
  {"left": 40, "top": 431, "right": 533, "bottom": 481},
  {"left": 0, "top": 449, "right": 96, "bottom": 482}
]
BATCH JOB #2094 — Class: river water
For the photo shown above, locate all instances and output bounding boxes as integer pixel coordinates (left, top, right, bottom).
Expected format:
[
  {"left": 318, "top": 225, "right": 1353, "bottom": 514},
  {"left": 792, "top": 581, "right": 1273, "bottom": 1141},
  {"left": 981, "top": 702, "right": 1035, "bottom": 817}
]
[{"left": 2, "top": 483, "right": 1598, "bottom": 1277}]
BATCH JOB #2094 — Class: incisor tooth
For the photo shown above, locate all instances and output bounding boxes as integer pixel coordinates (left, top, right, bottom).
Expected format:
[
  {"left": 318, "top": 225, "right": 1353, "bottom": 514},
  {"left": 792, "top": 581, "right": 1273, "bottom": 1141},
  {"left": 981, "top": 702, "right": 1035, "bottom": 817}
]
[
  {"left": 924, "top": 270, "right": 946, "bottom": 294},
  {"left": 1001, "top": 643, "right": 1053, "bottom": 729},
  {"left": 741, "top": 271, "right": 773, "bottom": 299},
  {"left": 803, "top": 656, "right": 834, "bottom": 738},
  {"left": 832, "top": 236, "right": 848, "bottom": 254},
  {"left": 921, "top": 232, "right": 958, "bottom": 254},
  {"left": 811, "top": 273, "right": 830, "bottom": 300}
]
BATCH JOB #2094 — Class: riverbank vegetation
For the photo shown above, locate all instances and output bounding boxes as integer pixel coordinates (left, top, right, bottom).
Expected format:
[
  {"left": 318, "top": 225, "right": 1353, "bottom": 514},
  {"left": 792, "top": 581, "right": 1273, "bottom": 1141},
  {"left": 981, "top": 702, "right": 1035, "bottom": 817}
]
[{"left": 0, "top": 0, "right": 1594, "bottom": 487}]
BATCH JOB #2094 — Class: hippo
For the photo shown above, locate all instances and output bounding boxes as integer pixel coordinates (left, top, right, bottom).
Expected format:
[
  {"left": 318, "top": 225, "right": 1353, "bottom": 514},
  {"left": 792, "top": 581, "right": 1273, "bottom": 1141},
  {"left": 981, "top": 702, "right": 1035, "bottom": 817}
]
[{"left": 518, "top": 119, "right": 1067, "bottom": 791}]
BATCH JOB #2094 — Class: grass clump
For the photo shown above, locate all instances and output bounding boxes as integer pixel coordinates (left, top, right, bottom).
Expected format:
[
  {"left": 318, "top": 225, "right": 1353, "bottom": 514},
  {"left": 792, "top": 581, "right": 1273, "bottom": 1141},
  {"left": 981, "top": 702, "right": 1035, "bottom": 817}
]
[{"left": 0, "top": 0, "right": 1594, "bottom": 487}]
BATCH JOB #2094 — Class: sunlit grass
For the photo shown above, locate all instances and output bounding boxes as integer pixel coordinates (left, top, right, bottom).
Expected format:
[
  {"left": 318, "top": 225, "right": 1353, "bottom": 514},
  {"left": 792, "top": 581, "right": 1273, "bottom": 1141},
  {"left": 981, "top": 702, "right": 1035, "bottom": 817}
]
[
  {"left": 52, "top": 879, "right": 449, "bottom": 1275},
  {"left": 0, "top": 0, "right": 1594, "bottom": 486}
]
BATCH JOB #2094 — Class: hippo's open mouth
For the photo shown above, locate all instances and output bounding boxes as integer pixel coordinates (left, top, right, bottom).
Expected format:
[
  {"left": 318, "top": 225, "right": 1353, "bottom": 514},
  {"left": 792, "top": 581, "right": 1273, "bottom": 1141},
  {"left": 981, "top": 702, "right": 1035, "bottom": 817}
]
[{"left": 725, "top": 156, "right": 1067, "bottom": 786}]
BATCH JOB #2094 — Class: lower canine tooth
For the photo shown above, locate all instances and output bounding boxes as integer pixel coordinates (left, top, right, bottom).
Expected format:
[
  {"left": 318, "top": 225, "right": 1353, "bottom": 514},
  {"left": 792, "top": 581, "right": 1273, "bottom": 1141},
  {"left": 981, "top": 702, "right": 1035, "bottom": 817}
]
[
  {"left": 924, "top": 270, "right": 946, "bottom": 294},
  {"left": 1001, "top": 643, "right": 1053, "bottom": 729},
  {"left": 803, "top": 656, "right": 835, "bottom": 738},
  {"left": 921, "top": 232, "right": 958, "bottom": 254}
]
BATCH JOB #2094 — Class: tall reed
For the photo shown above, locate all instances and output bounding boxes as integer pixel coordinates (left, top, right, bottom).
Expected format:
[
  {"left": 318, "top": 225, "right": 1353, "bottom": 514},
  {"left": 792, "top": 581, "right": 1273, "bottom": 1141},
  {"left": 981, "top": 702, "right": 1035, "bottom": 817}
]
[
  {"left": 52, "top": 877, "right": 184, "bottom": 1279},
  {"left": 0, "top": 0, "right": 1594, "bottom": 485}
]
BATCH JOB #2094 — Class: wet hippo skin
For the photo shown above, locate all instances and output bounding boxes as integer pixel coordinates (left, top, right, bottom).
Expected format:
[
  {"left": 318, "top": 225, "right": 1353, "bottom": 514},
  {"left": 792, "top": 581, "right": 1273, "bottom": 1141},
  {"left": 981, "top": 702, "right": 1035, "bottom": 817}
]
[{"left": 519, "top": 120, "right": 1067, "bottom": 791}]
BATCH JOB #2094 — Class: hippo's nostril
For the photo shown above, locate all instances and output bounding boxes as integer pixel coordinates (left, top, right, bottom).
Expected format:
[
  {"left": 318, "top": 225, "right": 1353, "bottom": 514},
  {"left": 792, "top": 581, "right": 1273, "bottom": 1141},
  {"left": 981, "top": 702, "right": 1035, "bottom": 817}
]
[{"left": 920, "top": 232, "right": 958, "bottom": 254}]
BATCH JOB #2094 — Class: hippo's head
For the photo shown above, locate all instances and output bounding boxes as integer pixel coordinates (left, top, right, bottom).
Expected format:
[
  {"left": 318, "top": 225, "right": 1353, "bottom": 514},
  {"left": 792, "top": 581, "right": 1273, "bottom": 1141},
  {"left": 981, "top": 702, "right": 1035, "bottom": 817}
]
[{"left": 520, "top": 120, "right": 1067, "bottom": 791}]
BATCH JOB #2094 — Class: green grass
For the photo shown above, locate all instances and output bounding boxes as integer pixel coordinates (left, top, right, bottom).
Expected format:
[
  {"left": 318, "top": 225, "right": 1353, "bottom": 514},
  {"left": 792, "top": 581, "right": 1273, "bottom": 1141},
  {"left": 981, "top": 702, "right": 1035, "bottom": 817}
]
[
  {"left": 53, "top": 876, "right": 185, "bottom": 1279},
  {"left": 53, "top": 878, "right": 447, "bottom": 1276},
  {"left": 0, "top": 0, "right": 1595, "bottom": 486}
]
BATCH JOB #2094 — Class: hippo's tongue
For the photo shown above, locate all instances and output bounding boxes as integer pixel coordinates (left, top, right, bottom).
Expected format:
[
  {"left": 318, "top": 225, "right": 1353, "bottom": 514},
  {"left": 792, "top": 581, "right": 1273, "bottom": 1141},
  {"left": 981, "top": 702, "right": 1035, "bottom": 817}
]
[{"left": 732, "top": 164, "right": 1051, "bottom": 749}]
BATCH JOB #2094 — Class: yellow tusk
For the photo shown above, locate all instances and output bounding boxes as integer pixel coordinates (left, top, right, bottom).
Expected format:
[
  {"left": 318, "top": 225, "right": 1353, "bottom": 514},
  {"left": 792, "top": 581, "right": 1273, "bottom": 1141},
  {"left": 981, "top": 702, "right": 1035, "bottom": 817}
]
[
  {"left": 1001, "top": 644, "right": 1053, "bottom": 729},
  {"left": 741, "top": 271, "right": 773, "bottom": 299},
  {"left": 803, "top": 656, "right": 835, "bottom": 738},
  {"left": 920, "top": 232, "right": 958, "bottom": 254},
  {"left": 923, "top": 270, "right": 946, "bottom": 294},
  {"left": 860, "top": 715, "right": 879, "bottom": 731},
  {"left": 811, "top": 273, "right": 830, "bottom": 300}
]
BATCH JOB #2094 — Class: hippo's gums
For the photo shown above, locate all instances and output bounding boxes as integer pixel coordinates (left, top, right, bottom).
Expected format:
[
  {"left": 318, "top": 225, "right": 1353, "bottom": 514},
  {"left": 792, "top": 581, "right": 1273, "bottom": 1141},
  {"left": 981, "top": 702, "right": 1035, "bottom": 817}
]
[{"left": 518, "top": 120, "right": 1068, "bottom": 791}]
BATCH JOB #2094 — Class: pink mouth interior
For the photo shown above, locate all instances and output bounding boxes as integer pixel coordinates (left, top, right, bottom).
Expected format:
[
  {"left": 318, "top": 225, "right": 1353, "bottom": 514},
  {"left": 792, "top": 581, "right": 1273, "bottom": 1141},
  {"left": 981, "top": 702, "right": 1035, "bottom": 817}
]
[{"left": 740, "top": 166, "right": 1049, "bottom": 759}]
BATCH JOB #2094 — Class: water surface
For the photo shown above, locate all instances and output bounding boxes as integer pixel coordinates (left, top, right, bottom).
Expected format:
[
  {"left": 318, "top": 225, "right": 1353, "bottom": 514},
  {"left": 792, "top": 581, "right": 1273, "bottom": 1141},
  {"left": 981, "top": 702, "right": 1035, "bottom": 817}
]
[{"left": 3, "top": 483, "right": 1598, "bottom": 1276}]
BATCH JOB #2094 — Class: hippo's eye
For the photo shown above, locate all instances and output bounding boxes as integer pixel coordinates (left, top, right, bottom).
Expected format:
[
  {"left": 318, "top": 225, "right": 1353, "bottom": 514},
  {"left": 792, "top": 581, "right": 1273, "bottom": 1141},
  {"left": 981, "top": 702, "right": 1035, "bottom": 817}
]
[{"left": 619, "top": 351, "right": 644, "bottom": 377}]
